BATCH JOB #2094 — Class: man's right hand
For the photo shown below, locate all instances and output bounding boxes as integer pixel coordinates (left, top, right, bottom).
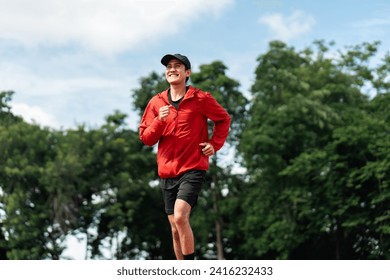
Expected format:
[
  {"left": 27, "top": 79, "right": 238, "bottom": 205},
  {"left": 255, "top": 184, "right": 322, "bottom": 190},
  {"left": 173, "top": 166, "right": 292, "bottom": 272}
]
[{"left": 159, "top": 105, "right": 171, "bottom": 121}]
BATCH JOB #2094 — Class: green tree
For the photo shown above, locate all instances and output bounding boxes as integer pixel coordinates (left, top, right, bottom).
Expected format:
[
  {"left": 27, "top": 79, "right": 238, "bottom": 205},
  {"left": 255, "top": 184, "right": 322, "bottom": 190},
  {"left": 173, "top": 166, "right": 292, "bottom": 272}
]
[
  {"left": 1, "top": 91, "right": 168, "bottom": 259},
  {"left": 239, "top": 40, "right": 389, "bottom": 259},
  {"left": 0, "top": 91, "right": 21, "bottom": 125},
  {"left": 84, "top": 111, "right": 172, "bottom": 259},
  {"left": 0, "top": 117, "right": 61, "bottom": 259},
  {"left": 190, "top": 61, "right": 247, "bottom": 259},
  {"left": 132, "top": 72, "right": 169, "bottom": 116},
  {"left": 190, "top": 61, "right": 247, "bottom": 143}
]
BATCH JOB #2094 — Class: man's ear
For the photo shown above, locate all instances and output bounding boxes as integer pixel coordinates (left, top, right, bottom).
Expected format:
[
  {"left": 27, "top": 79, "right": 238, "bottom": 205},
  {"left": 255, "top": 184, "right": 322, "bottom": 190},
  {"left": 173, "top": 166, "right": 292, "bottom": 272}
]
[{"left": 186, "top": 69, "right": 191, "bottom": 77}]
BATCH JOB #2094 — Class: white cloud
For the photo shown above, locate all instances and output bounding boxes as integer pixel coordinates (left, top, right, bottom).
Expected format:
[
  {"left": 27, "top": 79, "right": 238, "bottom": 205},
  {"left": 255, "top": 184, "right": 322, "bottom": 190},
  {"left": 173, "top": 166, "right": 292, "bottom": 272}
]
[
  {"left": 0, "top": 0, "right": 233, "bottom": 55},
  {"left": 0, "top": 0, "right": 234, "bottom": 131},
  {"left": 2, "top": 59, "right": 137, "bottom": 130},
  {"left": 11, "top": 102, "right": 60, "bottom": 128},
  {"left": 259, "top": 10, "right": 315, "bottom": 42},
  {"left": 1, "top": 57, "right": 130, "bottom": 98}
]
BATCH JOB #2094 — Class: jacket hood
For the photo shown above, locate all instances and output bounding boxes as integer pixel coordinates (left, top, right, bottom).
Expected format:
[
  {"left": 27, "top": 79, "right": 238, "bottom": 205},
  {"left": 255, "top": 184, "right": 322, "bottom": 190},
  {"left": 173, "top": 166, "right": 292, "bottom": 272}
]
[{"left": 158, "top": 85, "right": 200, "bottom": 103}]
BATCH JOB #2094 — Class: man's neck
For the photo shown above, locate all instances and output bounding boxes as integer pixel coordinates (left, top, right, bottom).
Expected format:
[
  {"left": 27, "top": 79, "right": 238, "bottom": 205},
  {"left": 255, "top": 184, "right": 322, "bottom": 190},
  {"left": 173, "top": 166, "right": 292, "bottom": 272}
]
[{"left": 170, "top": 84, "right": 187, "bottom": 101}]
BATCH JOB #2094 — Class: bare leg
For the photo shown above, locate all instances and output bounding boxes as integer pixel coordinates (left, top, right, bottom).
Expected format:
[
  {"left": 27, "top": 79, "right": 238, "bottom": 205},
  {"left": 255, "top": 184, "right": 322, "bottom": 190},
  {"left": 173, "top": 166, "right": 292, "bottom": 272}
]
[
  {"left": 173, "top": 199, "right": 194, "bottom": 256},
  {"left": 168, "top": 214, "right": 183, "bottom": 260}
]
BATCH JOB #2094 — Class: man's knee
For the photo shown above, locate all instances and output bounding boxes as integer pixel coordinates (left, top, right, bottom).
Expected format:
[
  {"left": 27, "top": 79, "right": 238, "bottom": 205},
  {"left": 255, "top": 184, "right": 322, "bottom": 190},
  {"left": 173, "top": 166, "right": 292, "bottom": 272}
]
[
  {"left": 174, "top": 200, "right": 191, "bottom": 225},
  {"left": 174, "top": 212, "right": 189, "bottom": 227}
]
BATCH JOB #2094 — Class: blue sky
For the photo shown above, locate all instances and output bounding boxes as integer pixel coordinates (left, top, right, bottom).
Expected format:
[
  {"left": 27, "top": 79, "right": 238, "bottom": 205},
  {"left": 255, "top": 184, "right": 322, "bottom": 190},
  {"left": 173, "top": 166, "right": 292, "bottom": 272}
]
[
  {"left": 1, "top": 0, "right": 390, "bottom": 259},
  {"left": 1, "top": 0, "right": 389, "bottom": 132}
]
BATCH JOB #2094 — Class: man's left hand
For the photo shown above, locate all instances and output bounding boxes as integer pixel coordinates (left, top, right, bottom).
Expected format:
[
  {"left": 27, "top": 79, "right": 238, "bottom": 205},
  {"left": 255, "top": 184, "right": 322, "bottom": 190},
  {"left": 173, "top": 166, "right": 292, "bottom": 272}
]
[{"left": 199, "top": 142, "right": 215, "bottom": 157}]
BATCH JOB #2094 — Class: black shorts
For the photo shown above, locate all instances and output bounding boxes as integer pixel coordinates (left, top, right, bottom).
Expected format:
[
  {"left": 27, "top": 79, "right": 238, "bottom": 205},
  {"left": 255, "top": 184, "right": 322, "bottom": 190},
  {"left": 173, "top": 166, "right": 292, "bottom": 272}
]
[{"left": 160, "top": 170, "right": 206, "bottom": 215}]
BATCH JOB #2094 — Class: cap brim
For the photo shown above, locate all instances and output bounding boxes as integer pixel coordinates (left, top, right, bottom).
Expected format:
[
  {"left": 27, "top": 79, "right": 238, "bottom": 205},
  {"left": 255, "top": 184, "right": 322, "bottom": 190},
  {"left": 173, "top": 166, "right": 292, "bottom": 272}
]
[{"left": 161, "top": 54, "right": 176, "bottom": 66}]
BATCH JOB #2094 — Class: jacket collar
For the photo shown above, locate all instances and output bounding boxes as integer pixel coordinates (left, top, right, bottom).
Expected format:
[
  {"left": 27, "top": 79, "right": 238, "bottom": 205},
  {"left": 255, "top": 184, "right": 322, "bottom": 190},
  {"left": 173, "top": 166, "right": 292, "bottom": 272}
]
[{"left": 158, "top": 85, "right": 198, "bottom": 103}]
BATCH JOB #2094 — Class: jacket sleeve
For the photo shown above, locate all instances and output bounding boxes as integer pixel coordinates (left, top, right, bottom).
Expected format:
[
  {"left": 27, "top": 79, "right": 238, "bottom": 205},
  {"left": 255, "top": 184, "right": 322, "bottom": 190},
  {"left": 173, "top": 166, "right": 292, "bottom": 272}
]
[
  {"left": 203, "top": 93, "right": 231, "bottom": 151},
  {"left": 139, "top": 100, "right": 166, "bottom": 146}
]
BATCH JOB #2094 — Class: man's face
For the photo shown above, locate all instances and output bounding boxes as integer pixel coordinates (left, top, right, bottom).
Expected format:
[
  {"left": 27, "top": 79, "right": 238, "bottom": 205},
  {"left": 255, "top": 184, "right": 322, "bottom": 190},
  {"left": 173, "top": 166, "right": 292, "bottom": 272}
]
[{"left": 165, "top": 58, "right": 191, "bottom": 85}]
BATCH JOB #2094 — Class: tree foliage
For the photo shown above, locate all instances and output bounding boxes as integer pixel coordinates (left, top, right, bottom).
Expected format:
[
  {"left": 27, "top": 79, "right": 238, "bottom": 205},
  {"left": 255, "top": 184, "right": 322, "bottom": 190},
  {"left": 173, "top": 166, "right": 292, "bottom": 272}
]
[
  {"left": 239, "top": 40, "right": 389, "bottom": 259},
  {"left": 0, "top": 96, "right": 169, "bottom": 259},
  {"left": 190, "top": 61, "right": 247, "bottom": 259},
  {"left": 1, "top": 39, "right": 389, "bottom": 260}
]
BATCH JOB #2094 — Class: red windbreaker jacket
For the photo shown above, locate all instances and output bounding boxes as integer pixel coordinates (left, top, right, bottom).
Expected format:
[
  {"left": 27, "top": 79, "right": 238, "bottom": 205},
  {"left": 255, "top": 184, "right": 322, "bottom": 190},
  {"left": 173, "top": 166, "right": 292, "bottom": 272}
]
[{"left": 139, "top": 86, "right": 231, "bottom": 178}]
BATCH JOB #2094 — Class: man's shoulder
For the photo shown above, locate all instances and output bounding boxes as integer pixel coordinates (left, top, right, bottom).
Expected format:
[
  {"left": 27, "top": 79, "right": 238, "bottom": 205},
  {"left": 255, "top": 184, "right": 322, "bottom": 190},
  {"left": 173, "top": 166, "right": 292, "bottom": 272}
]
[
  {"left": 149, "top": 89, "right": 168, "bottom": 103},
  {"left": 188, "top": 86, "right": 211, "bottom": 99}
]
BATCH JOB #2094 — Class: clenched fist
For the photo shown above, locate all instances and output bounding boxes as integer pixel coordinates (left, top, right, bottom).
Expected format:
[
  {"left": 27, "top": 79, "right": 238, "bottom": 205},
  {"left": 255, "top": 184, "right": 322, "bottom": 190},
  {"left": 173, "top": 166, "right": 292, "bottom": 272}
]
[{"left": 159, "top": 105, "right": 171, "bottom": 122}]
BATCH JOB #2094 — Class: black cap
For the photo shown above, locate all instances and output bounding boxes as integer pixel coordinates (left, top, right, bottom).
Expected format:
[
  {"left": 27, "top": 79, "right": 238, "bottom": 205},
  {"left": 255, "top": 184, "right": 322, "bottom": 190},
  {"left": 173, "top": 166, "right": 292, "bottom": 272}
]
[{"left": 161, "top": 54, "right": 191, "bottom": 70}]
